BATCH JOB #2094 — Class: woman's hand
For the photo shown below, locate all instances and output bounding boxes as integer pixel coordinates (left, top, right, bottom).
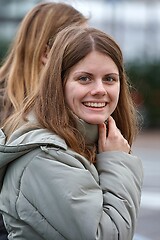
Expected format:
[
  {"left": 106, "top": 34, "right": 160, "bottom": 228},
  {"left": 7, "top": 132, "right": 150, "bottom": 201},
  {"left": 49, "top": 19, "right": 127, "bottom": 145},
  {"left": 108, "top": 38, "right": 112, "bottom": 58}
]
[{"left": 98, "top": 116, "right": 130, "bottom": 153}]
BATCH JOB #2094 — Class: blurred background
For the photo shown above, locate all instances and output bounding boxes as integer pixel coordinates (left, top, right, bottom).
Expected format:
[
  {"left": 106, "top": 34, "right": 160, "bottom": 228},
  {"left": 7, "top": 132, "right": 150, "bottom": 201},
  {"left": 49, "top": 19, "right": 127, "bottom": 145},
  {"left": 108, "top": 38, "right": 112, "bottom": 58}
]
[{"left": 0, "top": 0, "right": 160, "bottom": 239}]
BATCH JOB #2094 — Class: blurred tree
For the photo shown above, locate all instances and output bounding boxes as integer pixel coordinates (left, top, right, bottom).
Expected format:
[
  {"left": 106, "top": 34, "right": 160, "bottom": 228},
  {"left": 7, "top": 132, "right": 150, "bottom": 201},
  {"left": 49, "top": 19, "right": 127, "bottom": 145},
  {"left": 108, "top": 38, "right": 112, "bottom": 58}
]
[
  {"left": 0, "top": 40, "right": 10, "bottom": 66},
  {"left": 127, "top": 61, "right": 160, "bottom": 128}
]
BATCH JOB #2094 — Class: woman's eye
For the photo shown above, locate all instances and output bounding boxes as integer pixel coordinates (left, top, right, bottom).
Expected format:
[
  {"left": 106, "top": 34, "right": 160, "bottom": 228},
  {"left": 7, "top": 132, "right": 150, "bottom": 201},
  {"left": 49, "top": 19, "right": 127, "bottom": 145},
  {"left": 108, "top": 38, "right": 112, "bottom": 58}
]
[
  {"left": 108, "top": 76, "right": 115, "bottom": 82},
  {"left": 104, "top": 75, "right": 118, "bottom": 83},
  {"left": 78, "top": 76, "right": 90, "bottom": 83}
]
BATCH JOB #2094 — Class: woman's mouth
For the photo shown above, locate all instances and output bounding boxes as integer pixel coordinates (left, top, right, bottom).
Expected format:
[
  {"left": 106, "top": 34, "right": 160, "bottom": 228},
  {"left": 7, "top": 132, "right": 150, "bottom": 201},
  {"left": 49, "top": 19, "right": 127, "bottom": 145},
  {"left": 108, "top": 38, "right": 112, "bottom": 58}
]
[{"left": 83, "top": 102, "right": 106, "bottom": 108}]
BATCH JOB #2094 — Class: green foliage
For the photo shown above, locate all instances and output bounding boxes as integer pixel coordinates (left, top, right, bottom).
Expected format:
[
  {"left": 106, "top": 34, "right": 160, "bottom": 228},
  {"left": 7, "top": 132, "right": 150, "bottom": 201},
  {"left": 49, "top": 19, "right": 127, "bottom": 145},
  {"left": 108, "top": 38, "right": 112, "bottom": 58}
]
[
  {"left": 0, "top": 40, "right": 10, "bottom": 66},
  {"left": 126, "top": 61, "right": 160, "bottom": 128}
]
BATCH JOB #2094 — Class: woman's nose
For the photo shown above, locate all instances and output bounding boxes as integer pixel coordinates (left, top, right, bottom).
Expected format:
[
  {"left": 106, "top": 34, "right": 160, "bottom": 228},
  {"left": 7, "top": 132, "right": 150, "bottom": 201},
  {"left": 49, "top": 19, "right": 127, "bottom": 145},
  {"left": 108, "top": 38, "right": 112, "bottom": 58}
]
[{"left": 90, "top": 81, "right": 106, "bottom": 96}]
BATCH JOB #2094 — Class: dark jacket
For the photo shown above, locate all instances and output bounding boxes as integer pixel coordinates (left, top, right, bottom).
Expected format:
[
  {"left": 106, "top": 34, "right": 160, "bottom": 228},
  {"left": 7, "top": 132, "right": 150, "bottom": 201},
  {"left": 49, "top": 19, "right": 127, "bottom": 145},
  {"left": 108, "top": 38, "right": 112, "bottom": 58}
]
[{"left": 0, "top": 216, "right": 7, "bottom": 240}]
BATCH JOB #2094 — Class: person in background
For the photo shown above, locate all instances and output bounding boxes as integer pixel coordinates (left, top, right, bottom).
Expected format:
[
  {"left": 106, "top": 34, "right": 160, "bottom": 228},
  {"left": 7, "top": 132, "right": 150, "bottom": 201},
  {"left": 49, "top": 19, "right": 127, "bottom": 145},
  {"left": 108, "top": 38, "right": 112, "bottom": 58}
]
[
  {"left": 0, "top": 1, "right": 88, "bottom": 125},
  {"left": 0, "top": 2, "right": 87, "bottom": 238},
  {"left": 0, "top": 26, "right": 143, "bottom": 240}
]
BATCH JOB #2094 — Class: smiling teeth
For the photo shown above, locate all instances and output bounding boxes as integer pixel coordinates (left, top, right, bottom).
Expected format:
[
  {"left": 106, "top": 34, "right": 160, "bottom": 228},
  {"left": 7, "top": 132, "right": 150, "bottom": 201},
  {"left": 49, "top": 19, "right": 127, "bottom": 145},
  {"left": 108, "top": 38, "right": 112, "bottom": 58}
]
[{"left": 84, "top": 102, "right": 106, "bottom": 108}]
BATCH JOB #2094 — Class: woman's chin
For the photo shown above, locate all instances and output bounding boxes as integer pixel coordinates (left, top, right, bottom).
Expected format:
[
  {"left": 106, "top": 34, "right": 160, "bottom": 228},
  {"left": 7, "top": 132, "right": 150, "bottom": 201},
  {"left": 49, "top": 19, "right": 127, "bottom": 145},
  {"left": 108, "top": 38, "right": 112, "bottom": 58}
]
[{"left": 83, "top": 118, "right": 105, "bottom": 125}]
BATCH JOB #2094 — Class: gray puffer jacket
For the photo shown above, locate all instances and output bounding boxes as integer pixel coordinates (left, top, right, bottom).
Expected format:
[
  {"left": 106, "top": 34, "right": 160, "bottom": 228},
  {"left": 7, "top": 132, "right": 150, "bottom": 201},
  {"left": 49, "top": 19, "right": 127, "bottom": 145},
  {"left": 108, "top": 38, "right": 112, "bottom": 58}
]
[{"left": 0, "top": 118, "right": 143, "bottom": 240}]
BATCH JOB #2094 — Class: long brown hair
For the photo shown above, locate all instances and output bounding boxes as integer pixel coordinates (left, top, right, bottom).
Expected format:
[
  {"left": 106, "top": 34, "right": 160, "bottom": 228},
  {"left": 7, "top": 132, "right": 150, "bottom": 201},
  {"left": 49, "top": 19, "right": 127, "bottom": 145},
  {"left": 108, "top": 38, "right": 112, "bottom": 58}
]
[
  {"left": 0, "top": 2, "right": 87, "bottom": 124},
  {"left": 4, "top": 27, "right": 139, "bottom": 162}
]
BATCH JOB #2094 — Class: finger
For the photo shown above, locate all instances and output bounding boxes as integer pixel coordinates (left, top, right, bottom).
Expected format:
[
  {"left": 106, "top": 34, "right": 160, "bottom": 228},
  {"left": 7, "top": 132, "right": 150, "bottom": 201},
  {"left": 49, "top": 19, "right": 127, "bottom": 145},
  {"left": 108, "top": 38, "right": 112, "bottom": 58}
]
[
  {"left": 108, "top": 116, "right": 131, "bottom": 153},
  {"left": 98, "top": 123, "right": 106, "bottom": 143},
  {"left": 107, "top": 116, "right": 118, "bottom": 137},
  {"left": 98, "top": 123, "right": 106, "bottom": 152}
]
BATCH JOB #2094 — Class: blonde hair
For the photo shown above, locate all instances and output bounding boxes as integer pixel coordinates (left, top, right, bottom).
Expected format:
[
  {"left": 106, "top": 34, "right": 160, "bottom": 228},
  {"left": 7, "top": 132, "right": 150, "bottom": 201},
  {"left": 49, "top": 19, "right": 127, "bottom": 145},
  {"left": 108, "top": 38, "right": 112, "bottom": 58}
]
[
  {"left": 4, "top": 26, "right": 139, "bottom": 162},
  {"left": 0, "top": 2, "right": 87, "bottom": 124}
]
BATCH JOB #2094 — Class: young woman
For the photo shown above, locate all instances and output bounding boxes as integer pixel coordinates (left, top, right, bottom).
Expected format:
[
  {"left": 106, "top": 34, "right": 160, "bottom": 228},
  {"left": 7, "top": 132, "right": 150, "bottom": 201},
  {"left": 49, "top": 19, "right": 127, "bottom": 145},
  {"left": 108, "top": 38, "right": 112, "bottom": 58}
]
[
  {"left": 0, "top": 2, "right": 87, "bottom": 238},
  {"left": 0, "top": 26, "right": 143, "bottom": 240}
]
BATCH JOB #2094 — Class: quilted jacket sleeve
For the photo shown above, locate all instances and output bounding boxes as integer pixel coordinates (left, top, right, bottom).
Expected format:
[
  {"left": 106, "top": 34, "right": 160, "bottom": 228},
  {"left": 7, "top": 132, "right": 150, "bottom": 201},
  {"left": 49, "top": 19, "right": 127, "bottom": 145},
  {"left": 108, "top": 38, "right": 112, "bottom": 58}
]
[
  {"left": 96, "top": 151, "right": 143, "bottom": 239},
  {"left": 16, "top": 148, "right": 143, "bottom": 240}
]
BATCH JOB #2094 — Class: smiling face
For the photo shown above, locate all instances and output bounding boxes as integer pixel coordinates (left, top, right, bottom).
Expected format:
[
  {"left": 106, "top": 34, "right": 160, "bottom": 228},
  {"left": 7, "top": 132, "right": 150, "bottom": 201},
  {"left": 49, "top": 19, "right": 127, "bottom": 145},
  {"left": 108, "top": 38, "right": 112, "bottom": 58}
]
[{"left": 64, "top": 50, "right": 120, "bottom": 125}]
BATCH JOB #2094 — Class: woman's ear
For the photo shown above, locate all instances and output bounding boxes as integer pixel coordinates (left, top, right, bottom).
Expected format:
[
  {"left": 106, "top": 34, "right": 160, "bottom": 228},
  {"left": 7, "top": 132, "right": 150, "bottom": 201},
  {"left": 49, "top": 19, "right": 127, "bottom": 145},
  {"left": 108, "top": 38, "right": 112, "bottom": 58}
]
[{"left": 41, "top": 45, "right": 50, "bottom": 65}]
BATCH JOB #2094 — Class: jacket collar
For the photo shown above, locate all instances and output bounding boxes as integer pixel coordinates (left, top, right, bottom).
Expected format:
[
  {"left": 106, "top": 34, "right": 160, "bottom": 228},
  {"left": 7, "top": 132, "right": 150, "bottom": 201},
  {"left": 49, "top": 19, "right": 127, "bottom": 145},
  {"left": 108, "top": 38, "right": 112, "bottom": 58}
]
[{"left": 76, "top": 118, "right": 98, "bottom": 145}]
